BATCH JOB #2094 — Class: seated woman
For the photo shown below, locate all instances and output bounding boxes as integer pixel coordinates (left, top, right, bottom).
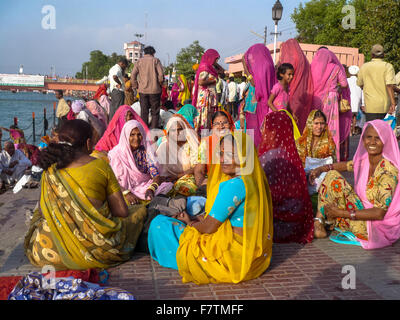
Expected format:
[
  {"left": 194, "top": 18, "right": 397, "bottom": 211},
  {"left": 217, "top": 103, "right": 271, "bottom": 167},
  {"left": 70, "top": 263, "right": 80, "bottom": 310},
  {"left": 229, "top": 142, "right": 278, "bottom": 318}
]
[
  {"left": 310, "top": 120, "right": 400, "bottom": 248},
  {"left": 24, "top": 119, "right": 147, "bottom": 270},
  {"left": 258, "top": 111, "right": 314, "bottom": 244},
  {"left": 148, "top": 132, "right": 273, "bottom": 284},
  {"left": 108, "top": 120, "right": 173, "bottom": 205},
  {"left": 1, "top": 125, "right": 40, "bottom": 166},
  {"left": 296, "top": 110, "right": 337, "bottom": 167},
  {"left": 71, "top": 100, "right": 106, "bottom": 145},
  {"left": 156, "top": 114, "right": 199, "bottom": 197},
  {"left": 93, "top": 105, "right": 145, "bottom": 162},
  {"left": 194, "top": 110, "right": 234, "bottom": 189}
]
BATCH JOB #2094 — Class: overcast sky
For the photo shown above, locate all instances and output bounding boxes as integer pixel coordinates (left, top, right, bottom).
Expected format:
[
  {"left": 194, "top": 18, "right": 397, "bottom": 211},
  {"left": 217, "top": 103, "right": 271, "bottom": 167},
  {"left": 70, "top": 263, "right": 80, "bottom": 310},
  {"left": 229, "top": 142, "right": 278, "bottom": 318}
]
[{"left": 0, "top": 0, "right": 303, "bottom": 77}]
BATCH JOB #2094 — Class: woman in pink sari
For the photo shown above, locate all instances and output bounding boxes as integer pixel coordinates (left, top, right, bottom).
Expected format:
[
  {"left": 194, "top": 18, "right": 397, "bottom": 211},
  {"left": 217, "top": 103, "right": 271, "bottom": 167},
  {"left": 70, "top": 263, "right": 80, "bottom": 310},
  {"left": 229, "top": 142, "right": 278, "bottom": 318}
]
[
  {"left": 192, "top": 49, "right": 223, "bottom": 133},
  {"left": 170, "top": 83, "right": 180, "bottom": 109},
  {"left": 311, "top": 48, "right": 351, "bottom": 161},
  {"left": 108, "top": 120, "right": 172, "bottom": 204},
  {"left": 93, "top": 84, "right": 111, "bottom": 118},
  {"left": 279, "top": 39, "right": 314, "bottom": 133},
  {"left": 240, "top": 44, "right": 277, "bottom": 147},
  {"left": 86, "top": 100, "right": 108, "bottom": 128},
  {"left": 94, "top": 105, "right": 146, "bottom": 153},
  {"left": 310, "top": 120, "right": 400, "bottom": 248}
]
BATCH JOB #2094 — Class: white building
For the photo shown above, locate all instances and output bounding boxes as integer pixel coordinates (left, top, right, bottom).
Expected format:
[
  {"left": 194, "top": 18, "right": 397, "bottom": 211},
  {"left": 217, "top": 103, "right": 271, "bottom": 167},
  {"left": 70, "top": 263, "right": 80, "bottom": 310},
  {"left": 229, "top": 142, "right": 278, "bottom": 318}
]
[{"left": 124, "top": 41, "right": 145, "bottom": 63}]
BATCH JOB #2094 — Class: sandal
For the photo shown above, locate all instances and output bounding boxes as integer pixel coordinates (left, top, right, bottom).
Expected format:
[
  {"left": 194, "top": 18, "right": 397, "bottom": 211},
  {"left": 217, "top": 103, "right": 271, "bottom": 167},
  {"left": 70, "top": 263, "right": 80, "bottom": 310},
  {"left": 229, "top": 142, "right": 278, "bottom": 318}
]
[{"left": 329, "top": 228, "right": 361, "bottom": 246}]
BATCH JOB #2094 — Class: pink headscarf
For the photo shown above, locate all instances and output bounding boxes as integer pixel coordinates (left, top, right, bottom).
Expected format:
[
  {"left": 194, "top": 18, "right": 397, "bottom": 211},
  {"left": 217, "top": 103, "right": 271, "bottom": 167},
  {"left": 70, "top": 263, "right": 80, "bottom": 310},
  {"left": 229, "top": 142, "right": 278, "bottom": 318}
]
[
  {"left": 243, "top": 43, "right": 277, "bottom": 146},
  {"left": 86, "top": 100, "right": 108, "bottom": 127},
  {"left": 95, "top": 105, "right": 146, "bottom": 152},
  {"left": 192, "top": 49, "right": 220, "bottom": 107},
  {"left": 311, "top": 48, "right": 352, "bottom": 143},
  {"left": 353, "top": 120, "right": 400, "bottom": 249},
  {"left": 108, "top": 120, "right": 172, "bottom": 199},
  {"left": 279, "top": 39, "right": 314, "bottom": 133}
]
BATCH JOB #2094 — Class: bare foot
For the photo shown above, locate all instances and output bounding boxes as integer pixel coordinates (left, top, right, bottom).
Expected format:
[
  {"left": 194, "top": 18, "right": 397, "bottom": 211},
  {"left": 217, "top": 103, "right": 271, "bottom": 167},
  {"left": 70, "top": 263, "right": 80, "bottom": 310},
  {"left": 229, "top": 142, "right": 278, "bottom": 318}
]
[{"left": 314, "top": 220, "right": 328, "bottom": 239}]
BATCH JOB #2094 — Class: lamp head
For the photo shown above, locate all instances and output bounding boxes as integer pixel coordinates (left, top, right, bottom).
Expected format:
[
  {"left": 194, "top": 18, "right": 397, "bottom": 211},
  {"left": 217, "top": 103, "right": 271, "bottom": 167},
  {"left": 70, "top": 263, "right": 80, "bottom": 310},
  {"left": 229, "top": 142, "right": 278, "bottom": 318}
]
[{"left": 272, "top": 0, "right": 283, "bottom": 23}]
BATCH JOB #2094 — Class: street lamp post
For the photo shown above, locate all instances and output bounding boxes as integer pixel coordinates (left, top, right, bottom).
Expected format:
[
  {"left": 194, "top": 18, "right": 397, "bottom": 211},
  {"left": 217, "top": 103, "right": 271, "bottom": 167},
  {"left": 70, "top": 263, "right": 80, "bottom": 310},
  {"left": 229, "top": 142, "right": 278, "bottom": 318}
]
[{"left": 271, "top": 0, "right": 283, "bottom": 65}]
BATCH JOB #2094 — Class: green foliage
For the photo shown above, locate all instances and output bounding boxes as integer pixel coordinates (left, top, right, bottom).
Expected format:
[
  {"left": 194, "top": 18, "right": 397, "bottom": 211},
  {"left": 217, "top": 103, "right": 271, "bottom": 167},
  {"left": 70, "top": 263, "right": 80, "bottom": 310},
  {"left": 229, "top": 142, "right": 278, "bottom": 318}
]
[
  {"left": 75, "top": 50, "right": 129, "bottom": 79},
  {"left": 291, "top": 0, "right": 400, "bottom": 71},
  {"left": 175, "top": 41, "right": 205, "bottom": 79}
]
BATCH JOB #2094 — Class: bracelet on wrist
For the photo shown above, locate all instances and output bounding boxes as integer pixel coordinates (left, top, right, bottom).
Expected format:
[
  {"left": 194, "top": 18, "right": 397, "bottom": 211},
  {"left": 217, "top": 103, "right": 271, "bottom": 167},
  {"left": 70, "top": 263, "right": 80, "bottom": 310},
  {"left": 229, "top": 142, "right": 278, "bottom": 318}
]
[
  {"left": 122, "top": 190, "right": 131, "bottom": 196},
  {"left": 348, "top": 208, "right": 356, "bottom": 220}
]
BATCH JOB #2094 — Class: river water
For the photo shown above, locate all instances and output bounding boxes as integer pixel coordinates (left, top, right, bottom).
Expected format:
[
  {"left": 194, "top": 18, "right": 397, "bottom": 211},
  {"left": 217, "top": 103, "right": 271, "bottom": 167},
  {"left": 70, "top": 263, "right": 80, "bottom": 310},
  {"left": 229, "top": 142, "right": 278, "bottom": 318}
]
[{"left": 0, "top": 91, "right": 76, "bottom": 145}]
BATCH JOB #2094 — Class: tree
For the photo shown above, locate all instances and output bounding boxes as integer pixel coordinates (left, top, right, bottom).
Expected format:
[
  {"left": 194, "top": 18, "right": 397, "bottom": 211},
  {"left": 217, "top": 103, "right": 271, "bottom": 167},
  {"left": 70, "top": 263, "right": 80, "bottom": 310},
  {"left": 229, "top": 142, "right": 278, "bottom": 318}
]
[
  {"left": 175, "top": 41, "right": 205, "bottom": 79},
  {"left": 75, "top": 50, "right": 129, "bottom": 79},
  {"left": 291, "top": 0, "right": 400, "bottom": 71}
]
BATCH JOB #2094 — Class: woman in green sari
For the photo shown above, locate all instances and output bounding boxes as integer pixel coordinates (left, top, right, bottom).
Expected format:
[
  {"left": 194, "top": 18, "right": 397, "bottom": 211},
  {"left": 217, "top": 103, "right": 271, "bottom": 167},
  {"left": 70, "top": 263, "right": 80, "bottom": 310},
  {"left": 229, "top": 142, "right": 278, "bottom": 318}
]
[{"left": 24, "top": 119, "right": 147, "bottom": 270}]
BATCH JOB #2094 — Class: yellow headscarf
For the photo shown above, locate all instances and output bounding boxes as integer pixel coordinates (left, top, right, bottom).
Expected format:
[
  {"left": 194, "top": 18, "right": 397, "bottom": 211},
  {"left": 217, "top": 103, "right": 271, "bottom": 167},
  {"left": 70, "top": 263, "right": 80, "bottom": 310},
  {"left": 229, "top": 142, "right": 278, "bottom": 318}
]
[
  {"left": 176, "top": 131, "right": 273, "bottom": 284},
  {"left": 178, "top": 74, "right": 191, "bottom": 104}
]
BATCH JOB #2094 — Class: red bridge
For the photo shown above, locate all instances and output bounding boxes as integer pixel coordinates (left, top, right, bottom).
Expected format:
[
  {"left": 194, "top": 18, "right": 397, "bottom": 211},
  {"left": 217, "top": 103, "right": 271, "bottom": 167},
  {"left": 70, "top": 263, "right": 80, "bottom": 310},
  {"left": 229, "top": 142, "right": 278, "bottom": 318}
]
[{"left": 0, "top": 80, "right": 101, "bottom": 93}]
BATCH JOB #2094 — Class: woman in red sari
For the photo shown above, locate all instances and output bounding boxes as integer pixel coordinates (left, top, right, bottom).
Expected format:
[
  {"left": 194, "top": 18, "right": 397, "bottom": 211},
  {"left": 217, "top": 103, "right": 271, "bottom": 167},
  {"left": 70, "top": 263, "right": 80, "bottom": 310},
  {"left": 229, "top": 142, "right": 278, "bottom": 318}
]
[
  {"left": 279, "top": 39, "right": 314, "bottom": 133},
  {"left": 258, "top": 111, "right": 314, "bottom": 244}
]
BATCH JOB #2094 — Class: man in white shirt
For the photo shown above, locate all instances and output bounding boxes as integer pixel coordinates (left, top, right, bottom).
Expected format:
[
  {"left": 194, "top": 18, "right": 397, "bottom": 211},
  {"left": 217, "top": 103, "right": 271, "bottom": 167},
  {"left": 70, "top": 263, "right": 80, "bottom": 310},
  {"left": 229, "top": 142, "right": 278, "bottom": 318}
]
[
  {"left": 238, "top": 76, "right": 247, "bottom": 102},
  {"left": 227, "top": 75, "right": 238, "bottom": 118},
  {"left": 108, "top": 57, "right": 129, "bottom": 119},
  {"left": 0, "top": 141, "right": 32, "bottom": 187},
  {"left": 347, "top": 65, "right": 364, "bottom": 135}
]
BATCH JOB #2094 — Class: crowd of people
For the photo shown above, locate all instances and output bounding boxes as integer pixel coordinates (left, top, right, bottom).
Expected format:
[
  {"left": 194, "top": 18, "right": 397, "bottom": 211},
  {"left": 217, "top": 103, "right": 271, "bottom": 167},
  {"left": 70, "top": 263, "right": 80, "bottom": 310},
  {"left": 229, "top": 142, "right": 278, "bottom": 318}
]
[{"left": 2, "top": 39, "right": 398, "bottom": 286}]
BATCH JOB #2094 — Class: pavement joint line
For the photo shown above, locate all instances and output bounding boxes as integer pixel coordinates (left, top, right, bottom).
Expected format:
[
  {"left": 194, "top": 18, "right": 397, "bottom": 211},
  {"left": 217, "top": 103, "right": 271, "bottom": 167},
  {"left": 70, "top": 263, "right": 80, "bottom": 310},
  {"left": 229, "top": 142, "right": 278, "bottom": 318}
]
[{"left": 149, "top": 253, "right": 161, "bottom": 300}]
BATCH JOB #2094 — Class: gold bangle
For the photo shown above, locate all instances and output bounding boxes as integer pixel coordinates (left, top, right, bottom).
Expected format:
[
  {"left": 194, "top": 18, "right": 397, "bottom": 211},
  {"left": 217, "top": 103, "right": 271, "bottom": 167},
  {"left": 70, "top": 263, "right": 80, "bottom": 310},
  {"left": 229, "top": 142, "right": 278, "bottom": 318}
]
[{"left": 123, "top": 190, "right": 131, "bottom": 196}]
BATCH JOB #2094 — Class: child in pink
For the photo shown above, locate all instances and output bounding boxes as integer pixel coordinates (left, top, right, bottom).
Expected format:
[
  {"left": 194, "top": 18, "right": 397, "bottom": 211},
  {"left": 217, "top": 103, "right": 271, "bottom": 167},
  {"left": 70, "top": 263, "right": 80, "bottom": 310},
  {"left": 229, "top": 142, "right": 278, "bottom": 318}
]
[{"left": 268, "top": 63, "right": 294, "bottom": 112}]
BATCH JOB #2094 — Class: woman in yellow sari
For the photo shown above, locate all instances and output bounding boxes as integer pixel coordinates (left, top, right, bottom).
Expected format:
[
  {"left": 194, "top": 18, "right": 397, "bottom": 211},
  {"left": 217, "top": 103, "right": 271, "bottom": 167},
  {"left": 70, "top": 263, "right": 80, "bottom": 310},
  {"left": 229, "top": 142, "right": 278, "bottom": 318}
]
[
  {"left": 24, "top": 119, "right": 147, "bottom": 270},
  {"left": 148, "top": 131, "right": 273, "bottom": 284},
  {"left": 178, "top": 74, "right": 191, "bottom": 106}
]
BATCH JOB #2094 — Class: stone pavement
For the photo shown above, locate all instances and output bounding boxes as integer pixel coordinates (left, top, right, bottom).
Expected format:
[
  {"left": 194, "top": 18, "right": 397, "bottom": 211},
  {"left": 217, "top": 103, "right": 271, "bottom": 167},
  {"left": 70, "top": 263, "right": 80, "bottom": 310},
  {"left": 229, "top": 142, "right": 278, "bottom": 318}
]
[{"left": 1, "top": 136, "right": 399, "bottom": 300}]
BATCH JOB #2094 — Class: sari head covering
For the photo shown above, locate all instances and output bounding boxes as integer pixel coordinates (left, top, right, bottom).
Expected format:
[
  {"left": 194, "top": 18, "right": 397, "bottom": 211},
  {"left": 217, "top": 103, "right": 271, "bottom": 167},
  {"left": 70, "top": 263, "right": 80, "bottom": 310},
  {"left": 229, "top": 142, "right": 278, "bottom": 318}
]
[
  {"left": 296, "top": 110, "right": 337, "bottom": 167},
  {"left": 71, "top": 100, "right": 85, "bottom": 113},
  {"left": 95, "top": 105, "right": 145, "bottom": 152},
  {"left": 86, "top": 100, "right": 108, "bottom": 127},
  {"left": 176, "top": 104, "right": 199, "bottom": 129},
  {"left": 176, "top": 131, "right": 273, "bottom": 284},
  {"left": 108, "top": 120, "right": 171, "bottom": 200},
  {"left": 156, "top": 114, "right": 199, "bottom": 177},
  {"left": 178, "top": 74, "right": 191, "bottom": 104},
  {"left": 243, "top": 44, "right": 277, "bottom": 146},
  {"left": 279, "top": 39, "right": 314, "bottom": 132},
  {"left": 258, "top": 111, "right": 314, "bottom": 244},
  {"left": 310, "top": 48, "right": 352, "bottom": 143},
  {"left": 170, "top": 83, "right": 180, "bottom": 108},
  {"left": 353, "top": 120, "right": 400, "bottom": 249},
  {"left": 93, "top": 84, "right": 108, "bottom": 100},
  {"left": 192, "top": 49, "right": 220, "bottom": 107}
]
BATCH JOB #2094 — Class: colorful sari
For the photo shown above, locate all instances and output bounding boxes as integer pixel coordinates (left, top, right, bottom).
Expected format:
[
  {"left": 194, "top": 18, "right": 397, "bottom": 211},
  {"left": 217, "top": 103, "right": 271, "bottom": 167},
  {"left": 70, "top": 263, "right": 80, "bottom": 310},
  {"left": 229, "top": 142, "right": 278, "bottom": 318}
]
[
  {"left": 311, "top": 48, "right": 352, "bottom": 161},
  {"left": 108, "top": 120, "right": 172, "bottom": 200},
  {"left": 94, "top": 84, "right": 111, "bottom": 117},
  {"left": 242, "top": 44, "right": 277, "bottom": 147},
  {"left": 86, "top": 100, "right": 108, "bottom": 128},
  {"left": 94, "top": 105, "right": 145, "bottom": 153},
  {"left": 156, "top": 114, "right": 199, "bottom": 196},
  {"left": 353, "top": 120, "right": 400, "bottom": 249},
  {"left": 9, "top": 128, "right": 40, "bottom": 166},
  {"left": 296, "top": 110, "right": 337, "bottom": 167},
  {"left": 192, "top": 49, "right": 220, "bottom": 132},
  {"left": 24, "top": 164, "right": 147, "bottom": 270},
  {"left": 171, "top": 83, "right": 180, "bottom": 108},
  {"left": 178, "top": 74, "right": 191, "bottom": 105},
  {"left": 279, "top": 39, "right": 314, "bottom": 133},
  {"left": 259, "top": 111, "right": 314, "bottom": 244},
  {"left": 149, "top": 131, "right": 273, "bottom": 284}
]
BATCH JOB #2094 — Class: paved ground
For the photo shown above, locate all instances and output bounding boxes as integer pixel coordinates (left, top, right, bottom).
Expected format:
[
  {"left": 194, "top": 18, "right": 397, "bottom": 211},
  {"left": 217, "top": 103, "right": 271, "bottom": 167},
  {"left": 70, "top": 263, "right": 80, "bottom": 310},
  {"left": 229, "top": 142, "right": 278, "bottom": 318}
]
[{"left": 1, "top": 136, "right": 400, "bottom": 300}]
